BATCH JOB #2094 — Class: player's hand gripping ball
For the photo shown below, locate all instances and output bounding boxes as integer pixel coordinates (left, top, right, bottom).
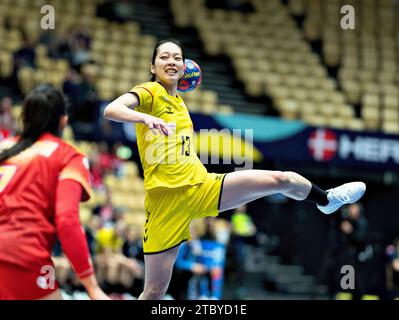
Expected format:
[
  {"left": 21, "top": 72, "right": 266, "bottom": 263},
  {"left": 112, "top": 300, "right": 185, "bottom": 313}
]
[{"left": 177, "top": 59, "right": 202, "bottom": 92}]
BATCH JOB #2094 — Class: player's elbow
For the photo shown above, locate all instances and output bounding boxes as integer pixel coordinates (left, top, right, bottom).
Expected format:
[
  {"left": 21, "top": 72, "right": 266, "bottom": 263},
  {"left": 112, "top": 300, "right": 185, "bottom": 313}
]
[
  {"left": 103, "top": 103, "right": 113, "bottom": 119},
  {"left": 103, "top": 102, "right": 121, "bottom": 121}
]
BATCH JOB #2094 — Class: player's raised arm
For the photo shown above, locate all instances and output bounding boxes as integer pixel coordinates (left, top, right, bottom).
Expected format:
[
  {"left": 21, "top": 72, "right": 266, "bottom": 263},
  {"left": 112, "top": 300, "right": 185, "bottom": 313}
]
[
  {"left": 103, "top": 92, "right": 142, "bottom": 123},
  {"left": 103, "top": 93, "right": 172, "bottom": 135}
]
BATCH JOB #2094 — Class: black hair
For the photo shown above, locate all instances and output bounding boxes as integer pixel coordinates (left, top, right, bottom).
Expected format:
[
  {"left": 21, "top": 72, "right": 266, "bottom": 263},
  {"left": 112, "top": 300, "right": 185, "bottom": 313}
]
[
  {"left": 0, "top": 84, "right": 67, "bottom": 163},
  {"left": 150, "top": 38, "right": 185, "bottom": 81}
]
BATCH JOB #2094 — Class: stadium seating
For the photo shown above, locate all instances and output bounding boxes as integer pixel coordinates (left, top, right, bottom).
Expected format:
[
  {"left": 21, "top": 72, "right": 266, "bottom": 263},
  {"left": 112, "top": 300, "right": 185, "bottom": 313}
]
[
  {"left": 169, "top": 0, "right": 399, "bottom": 134},
  {"left": 4, "top": 0, "right": 397, "bottom": 129},
  {"left": 301, "top": 0, "right": 399, "bottom": 134},
  {"left": 0, "top": 0, "right": 234, "bottom": 115}
]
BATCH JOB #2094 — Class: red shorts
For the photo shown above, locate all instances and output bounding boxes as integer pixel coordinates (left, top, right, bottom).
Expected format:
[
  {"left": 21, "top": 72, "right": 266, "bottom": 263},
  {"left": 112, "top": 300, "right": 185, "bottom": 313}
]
[{"left": 0, "top": 260, "right": 59, "bottom": 300}]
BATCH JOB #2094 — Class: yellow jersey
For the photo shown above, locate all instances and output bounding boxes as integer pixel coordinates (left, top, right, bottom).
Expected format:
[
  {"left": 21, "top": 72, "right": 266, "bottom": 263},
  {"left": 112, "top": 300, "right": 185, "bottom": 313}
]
[{"left": 129, "top": 81, "right": 207, "bottom": 190}]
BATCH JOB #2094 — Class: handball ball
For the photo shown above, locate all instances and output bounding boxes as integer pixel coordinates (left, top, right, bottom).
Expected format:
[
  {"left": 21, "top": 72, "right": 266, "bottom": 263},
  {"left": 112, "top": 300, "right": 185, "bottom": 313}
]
[{"left": 177, "top": 59, "right": 202, "bottom": 92}]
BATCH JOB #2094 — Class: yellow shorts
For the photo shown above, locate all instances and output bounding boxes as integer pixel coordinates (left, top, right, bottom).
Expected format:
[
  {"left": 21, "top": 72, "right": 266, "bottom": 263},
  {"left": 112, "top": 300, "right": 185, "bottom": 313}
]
[{"left": 143, "top": 172, "right": 227, "bottom": 254}]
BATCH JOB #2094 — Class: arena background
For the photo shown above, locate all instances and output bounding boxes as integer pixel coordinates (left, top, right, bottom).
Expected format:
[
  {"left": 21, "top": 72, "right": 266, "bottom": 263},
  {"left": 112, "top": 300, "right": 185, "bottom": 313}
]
[{"left": 0, "top": 0, "right": 398, "bottom": 300}]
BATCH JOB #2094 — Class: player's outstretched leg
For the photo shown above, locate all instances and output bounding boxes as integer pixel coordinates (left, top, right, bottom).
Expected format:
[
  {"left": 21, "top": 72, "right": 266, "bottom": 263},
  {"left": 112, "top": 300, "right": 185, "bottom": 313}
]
[{"left": 219, "top": 170, "right": 366, "bottom": 215}]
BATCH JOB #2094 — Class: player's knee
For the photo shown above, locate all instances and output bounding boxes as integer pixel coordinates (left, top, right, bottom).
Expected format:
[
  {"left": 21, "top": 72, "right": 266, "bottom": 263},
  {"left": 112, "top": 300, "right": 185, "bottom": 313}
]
[{"left": 271, "top": 171, "right": 291, "bottom": 192}]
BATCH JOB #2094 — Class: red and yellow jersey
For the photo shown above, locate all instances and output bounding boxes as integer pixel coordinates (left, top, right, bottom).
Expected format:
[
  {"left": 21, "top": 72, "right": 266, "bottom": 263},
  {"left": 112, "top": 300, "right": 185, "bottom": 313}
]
[
  {"left": 129, "top": 81, "right": 207, "bottom": 190},
  {"left": 0, "top": 133, "right": 91, "bottom": 269}
]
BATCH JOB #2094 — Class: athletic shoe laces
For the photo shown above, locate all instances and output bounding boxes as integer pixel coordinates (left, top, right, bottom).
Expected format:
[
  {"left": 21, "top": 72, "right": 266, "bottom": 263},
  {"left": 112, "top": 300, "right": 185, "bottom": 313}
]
[{"left": 328, "top": 187, "right": 352, "bottom": 203}]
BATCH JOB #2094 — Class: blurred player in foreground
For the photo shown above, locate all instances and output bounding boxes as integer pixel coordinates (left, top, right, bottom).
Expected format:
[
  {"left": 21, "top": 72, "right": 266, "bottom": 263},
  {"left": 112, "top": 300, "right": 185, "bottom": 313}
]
[{"left": 0, "top": 84, "right": 109, "bottom": 300}]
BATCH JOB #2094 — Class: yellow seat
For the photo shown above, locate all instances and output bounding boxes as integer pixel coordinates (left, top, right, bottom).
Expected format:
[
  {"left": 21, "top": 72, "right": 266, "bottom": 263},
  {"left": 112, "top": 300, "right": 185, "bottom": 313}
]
[
  {"left": 218, "top": 104, "right": 234, "bottom": 114},
  {"left": 383, "top": 94, "right": 399, "bottom": 109},
  {"left": 337, "top": 104, "right": 355, "bottom": 119},
  {"left": 362, "top": 81, "right": 380, "bottom": 95},
  {"left": 362, "top": 93, "right": 380, "bottom": 109},
  {"left": 202, "top": 91, "right": 218, "bottom": 105},
  {"left": 382, "top": 120, "right": 399, "bottom": 134},
  {"left": 302, "top": 114, "right": 327, "bottom": 127},
  {"left": 124, "top": 161, "right": 139, "bottom": 177},
  {"left": 347, "top": 119, "right": 366, "bottom": 131},
  {"left": 11, "top": 105, "right": 22, "bottom": 126},
  {"left": 267, "top": 84, "right": 289, "bottom": 100},
  {"left": 202, "top": 103, "right": 217, "bottom": 115},
  {"left": 279, "top": 99, "right": 300, "bottom": 119},
  {"left": 382, "top": 108, "right": 399, "bottom": 121},
  {"left": 243, "top": 75, "right": 263, "bottom": 97},
  {"left": 328, "top": 117, "right": 348, "bottom": 129},
  {"left": 319, "top": 102, "right": 338, "bottom": 116},
  {"left": 0, "top": 52, "right": 13, "bottom": 78},
  {"left": 341, "top": 80, "right": 361, "bottom": 104},
  {"left": 311, "top": 89, "right": 328, "bottom": 103},
  {"left": 362, "top": 106, "right": 380, "bottom": 130},
  {"left": 284, "top": 75, "right": 302, "bottom": 88},
  {"left": 17, "top": 67, "right": 35, "bottom": 95}
]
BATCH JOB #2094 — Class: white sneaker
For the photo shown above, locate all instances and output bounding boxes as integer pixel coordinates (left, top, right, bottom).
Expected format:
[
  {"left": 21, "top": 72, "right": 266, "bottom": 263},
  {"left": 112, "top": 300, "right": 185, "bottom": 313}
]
[{"left": 317, "top": 182, "right": 366, "bottom": 215}]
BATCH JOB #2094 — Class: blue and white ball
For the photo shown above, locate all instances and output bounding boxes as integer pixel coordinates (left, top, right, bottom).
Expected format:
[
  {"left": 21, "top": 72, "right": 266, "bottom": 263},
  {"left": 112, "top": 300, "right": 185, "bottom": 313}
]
[{"left": 177, "top": 59, "right": 202, "bottom": 92}]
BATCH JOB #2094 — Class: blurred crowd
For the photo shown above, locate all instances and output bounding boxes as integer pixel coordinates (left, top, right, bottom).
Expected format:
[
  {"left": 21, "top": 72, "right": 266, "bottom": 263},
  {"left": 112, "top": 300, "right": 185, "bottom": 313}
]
[
  {"left": 1, "top": 17, "right": 102, "bottom": 139},
  {"left": 316, "top": 202, "right": 399, "bottom": 300},
  {"left": 52, "top": 206, "right": 146, "bottom": 299}
]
